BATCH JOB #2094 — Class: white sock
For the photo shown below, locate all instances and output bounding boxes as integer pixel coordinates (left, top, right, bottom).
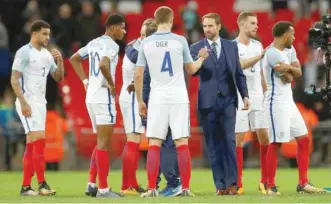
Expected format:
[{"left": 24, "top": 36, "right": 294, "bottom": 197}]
[
  {"left": 98, "top": 188, "right": 109, "bottom": 194},
  {"left": 88, "top": 183, "right": 96, "bottom": 188}
]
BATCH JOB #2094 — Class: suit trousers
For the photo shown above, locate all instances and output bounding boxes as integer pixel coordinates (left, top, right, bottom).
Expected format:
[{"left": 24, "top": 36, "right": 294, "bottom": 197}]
[{"left": 199, "top": 94, "right": 237, "bottom": 190}]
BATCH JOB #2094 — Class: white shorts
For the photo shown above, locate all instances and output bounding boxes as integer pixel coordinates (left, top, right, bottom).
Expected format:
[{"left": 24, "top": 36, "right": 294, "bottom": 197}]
[
  {"left": 266, "top": 103, "right": 308, "bottom": 143},
  {"left": 146, "top": 103, "right": 190, "bottom": 140},
  {"left": 119, "top": 100, "right": 144, "bottom": 134},
  {"left": 86, "top": 103, "right": 116, "bottom": 133},
  {"left": 235, "top": 108, "right": 268, "bottom": 133},
  {"left": 15, "top": 101, "right": 46, "bottom": 134}
]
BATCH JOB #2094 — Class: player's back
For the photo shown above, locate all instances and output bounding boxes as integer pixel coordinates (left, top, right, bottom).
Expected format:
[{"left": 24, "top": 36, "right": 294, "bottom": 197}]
[
  {"left": 81, "top": 35, "right": 119, "bottom": 104},
  {"left": 263, "top": 45, "right": 293, "bottom": 104},
  {"left": 140, "top": 32, "right": 189, "bottom": 104}
]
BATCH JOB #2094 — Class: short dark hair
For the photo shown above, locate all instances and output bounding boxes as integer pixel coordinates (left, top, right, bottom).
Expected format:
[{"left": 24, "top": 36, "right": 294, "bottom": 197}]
[
  {"left": 106, "top": 13, "right": 125, "bottom": 27},
  {"left": 202, "top": 13, "right": 220, "bottom": 25},
  {"left": 272, "top": 21, "right": 293, "bottom": 37},
  {"left": 30, "top": 20, "right": 50, "bottom": 33}
]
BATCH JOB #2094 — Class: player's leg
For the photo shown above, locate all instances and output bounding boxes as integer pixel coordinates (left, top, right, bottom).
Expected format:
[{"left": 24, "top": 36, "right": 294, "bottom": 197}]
[
  {"left": 171, "top": 104, "right": 194, "bottom": 197},
  {"left": 235, "top": 109, "right": 249, "bottom": 194},
  {"left": 16, "top": 102, "right": 37, "bottom": 196},
  {"left": 120, "top": 100, "right": 145, "bottom": 194},
  {"left": 265, "top": 104, "right": 290, "bottom": 195},
  {"left": 290, "top": 105, "right": 324, "bottom": 193},
  {"left": 85, "top": 103, "right": 98, "bottom": 197},
  {"left": 16, "top": 102, "right": 55, "bottom": 196},
  {"left": 140, "top": 104, "right": 168, "bottom": 198},
  {"left": 160, "top": 129, "right": 182, "bottom": 197},
  {"left": 93, "top": 103, "right": 121, "bottom": 198},
  {"left": 251, "top": 110, "right": 270, "bottom": 194}
]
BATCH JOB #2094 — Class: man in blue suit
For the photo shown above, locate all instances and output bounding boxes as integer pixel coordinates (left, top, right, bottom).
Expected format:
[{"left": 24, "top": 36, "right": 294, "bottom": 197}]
[{"left": 190, "top": 13, "right": 249, "bottom": 195}]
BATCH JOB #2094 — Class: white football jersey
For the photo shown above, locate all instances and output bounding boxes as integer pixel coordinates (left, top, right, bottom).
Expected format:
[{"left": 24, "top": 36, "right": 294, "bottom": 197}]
[
  {"left": 12, "top": 43, "right": 57, "bottom": 104},
  {"left": 136, "top": 32, "right": 193, "bottom": 104},
  {"left": 119, "top": 39, "right": 141, "bottom": 103},
  {"left": 78, "top": 35, "right": 119, "bottom": 104},
  {"left": 236, "top": 38, "right": 264, "bottom": 110},
  {"left": 263, "top": 44, "right": 299, "bottom": 104}
]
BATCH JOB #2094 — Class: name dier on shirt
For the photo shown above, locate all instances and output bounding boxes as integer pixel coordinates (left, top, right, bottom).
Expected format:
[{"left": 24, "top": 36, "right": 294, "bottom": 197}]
[{"left": 156, "top": 41, "right": 168, "bottom": 47}]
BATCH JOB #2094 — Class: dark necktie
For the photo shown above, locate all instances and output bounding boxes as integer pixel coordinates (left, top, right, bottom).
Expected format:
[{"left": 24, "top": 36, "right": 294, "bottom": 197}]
[{"left": 212, "top": 42, "right": 218, "bottom": 59}]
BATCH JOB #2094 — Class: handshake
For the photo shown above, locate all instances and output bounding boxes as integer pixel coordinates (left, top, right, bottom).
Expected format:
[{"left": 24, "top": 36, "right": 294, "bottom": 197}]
[{"left": 197, "top": 47, "right": 210, "bottom": 59}]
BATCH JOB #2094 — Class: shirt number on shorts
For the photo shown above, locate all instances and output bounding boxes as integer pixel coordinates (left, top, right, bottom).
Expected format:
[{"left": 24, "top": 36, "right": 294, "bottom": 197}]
[
  {"left": 161, "top": 51, "right": 173, "bottom": 76},
  {"left": 89, "top": 52, "right": 101, "bottom": 77}
]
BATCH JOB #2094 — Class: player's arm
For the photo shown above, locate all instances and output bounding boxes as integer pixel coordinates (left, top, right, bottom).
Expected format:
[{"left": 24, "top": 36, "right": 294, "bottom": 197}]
[
  {"left": 134, "top": 43, "right": 148, "bottom": 117},
  {"left": 69, "top": 46, "right": 89, "bottom": 88},
  {"left": 50, "top": 49, "right": 64, "bottom": 82},
  {"left": 189, "top": 45, "right": 203, "bottom": 76},
  {"left": 260, "top": 69, "right": 267, "bottom": 93},
  {"left": 277, "top": 62, "right": 302, "bottom": 78},
  {"left": 240, "top": 45, "right": 265, "bottom": 69},
  {"left": 11, "top": 71, "right": 27, "bottom": 105},
  {"left": 184, "top": 40, "right": 208, "bottom": 75},
  {"left": 134, "top": 44, "right": 146, "bottom": 103},
  {"left": 280, "top": 72, "right": 294, "bottom": 84},
  {"left": 277, "top": 47, "right": 302, "bottom": 78},
  {"left": 240, "top": 55, "right": 263, "bottom": 69},
  {"left": 10, "top": 50, "right": 31, "bottom": 117},
  {"left": 99, "top": 56, "right": 115, "bottom": 89}
]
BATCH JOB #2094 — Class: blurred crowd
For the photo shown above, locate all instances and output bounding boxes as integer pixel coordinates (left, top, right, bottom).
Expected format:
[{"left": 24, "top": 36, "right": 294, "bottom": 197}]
[{"left": 0, "top": 0, "right": 331, "bottom": 170}]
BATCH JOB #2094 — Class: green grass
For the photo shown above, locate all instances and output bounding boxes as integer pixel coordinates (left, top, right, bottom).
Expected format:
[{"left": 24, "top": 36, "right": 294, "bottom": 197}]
[{"left": 1, "top": 168, "right": 331, "bottom": 203}]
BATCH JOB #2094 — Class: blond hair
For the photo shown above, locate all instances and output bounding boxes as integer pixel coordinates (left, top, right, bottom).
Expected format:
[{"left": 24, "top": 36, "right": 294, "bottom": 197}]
[
  {"left": 143, "top": 18, "right": 157, "bottom": 37},
  {"left": 237, "top": 12, "right": 257, "bottom": 24},
  {"left": 154, "top": 6, "right": 174, "bottom": 25}
]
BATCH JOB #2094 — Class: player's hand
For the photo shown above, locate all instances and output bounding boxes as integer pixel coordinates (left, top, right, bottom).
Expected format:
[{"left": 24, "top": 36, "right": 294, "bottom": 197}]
[
  {"left": 198, "top": 47, "right": 209, "bottom": 59},
  {"left": 274, "top": 63, "right": 288, "bottom": 73},
  {"left": 51, "top": 49, "right": 63, "bottom": 63},
  {"left": 21, "top": 102, "right": 32, "bottom": 117},
  {"left": 138, "top": 101, "right": 147, "bottom": 118},
  {"left": 126, "top": 83, "right": 135, "bottom": 94},
  {"left": 241, "top": 97, "right": 250, "bottom": 110},
  {"left": 107, "top": 84, "right": 116, "bottom": 97}
]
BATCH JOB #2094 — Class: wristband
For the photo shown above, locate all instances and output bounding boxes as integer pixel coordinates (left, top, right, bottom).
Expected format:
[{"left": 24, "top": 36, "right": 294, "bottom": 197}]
[{"left": 82, "top": 79, "right": 89, "bottom": 85}]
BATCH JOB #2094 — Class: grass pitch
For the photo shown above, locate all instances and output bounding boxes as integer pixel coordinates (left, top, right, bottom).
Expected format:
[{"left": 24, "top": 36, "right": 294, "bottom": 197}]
[{"left": 1, "top": 168, "right": 331, "bottom": 203}]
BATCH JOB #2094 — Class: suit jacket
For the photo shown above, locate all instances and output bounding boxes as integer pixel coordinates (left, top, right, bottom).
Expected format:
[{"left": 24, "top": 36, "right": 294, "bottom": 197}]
[
  {"left": 190, "top": 37, "right": 248, "bottom": 109},
  {"left": 125, "top": 43, "right": 151, "bottom": 105}
]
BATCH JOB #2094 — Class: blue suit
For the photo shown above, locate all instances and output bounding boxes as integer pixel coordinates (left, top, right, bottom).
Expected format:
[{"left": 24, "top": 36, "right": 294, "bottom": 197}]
[
  {"left": 125, "top": 43, "right": 180, "bottom": 188},
  {"left": 190, "top": 37, "right": 248, "bottom": 190}
]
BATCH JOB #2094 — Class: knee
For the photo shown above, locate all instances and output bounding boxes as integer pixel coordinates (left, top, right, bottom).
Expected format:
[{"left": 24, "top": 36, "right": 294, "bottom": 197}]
[
  {"left": 127, "top": 133, "right": 141, "bottom": 143},
  {"left": 259, "top": 136, "right": 269, "bottom": 146},
  {"left": 174, "top": 138, "right": 188, "bottom": 147},
  {"left": 97, "top": 138, "right": 109, "bottom": 150},
  {"left": 236, "top": 133, "right": 245, "bottom": 147}
]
